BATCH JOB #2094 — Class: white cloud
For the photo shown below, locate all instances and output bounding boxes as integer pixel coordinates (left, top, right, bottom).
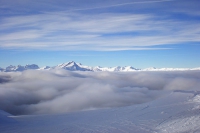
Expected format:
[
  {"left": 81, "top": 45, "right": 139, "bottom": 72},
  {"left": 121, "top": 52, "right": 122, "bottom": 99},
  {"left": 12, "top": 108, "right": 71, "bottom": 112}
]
[
  {"left": 0, "top": 12, "right": 200, "bottom": 51},
  {"left": 0, "top": 70, "right": 200, "bottom": 115}
]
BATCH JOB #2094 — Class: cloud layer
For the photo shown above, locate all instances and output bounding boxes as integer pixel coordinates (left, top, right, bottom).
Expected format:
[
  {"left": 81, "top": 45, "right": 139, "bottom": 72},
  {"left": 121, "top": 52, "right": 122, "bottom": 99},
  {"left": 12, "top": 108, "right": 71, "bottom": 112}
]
[{"left": 0, "top": 70, "right": 200, "bottom": 115}]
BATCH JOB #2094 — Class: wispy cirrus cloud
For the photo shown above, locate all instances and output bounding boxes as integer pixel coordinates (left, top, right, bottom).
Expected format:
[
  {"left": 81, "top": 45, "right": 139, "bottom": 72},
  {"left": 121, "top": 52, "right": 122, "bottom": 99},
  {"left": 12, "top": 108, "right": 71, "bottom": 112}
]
[
  {"left": 57, "top": 0, "right": 177, "bottom": 12},
  {"left": 0, "top": 11, "right": 200, "bottom": 51}
]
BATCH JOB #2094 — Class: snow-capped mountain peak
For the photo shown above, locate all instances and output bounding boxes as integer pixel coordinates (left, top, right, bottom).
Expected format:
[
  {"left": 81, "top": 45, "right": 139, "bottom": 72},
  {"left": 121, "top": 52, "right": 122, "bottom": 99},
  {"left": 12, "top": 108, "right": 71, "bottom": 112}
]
[
  {"left": 0, "top": 67, "right": 4, "bottom": 72},
  {"left": 1, "top": 61, "right": 200, "bottom": 72},
  {"left": 5, "top": 65, "right": 16, "bottom": 72},
  {"left": 4, "top": 64, "right": 39, "bottom": 72},
  {"left": 39, "top": 66, "right": 51, "bottom": 70},
  {"left": 24, "top": 64, "right": 39, "bottom": 69},
  {"left": 55, "top": 61, "right": 91, "bottom": 71}
]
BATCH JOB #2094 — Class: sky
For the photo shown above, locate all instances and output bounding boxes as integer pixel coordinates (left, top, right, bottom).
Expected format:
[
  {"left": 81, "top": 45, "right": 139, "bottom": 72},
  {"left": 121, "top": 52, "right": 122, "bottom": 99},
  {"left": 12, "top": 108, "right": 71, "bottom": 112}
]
[{"left": 0, "top": 0, "right": 200, "bottom": 68}]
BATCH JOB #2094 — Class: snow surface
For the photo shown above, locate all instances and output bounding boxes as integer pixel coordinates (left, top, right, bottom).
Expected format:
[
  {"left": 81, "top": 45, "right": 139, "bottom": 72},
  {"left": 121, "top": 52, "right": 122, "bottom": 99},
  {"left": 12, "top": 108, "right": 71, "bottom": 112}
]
[
  {"left": 1, "top": 91, "right": 200, "bottom": 133},
  {"left": 1, "top": 61, "right": 200, "bottom": 72}
]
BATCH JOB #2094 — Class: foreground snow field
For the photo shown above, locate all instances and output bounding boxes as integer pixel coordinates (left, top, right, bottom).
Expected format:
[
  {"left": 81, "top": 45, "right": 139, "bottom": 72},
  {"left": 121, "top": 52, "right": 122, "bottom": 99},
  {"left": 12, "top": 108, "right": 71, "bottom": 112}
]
[{"left": 1, "top": 90, "right": 200, "bottom": 133}]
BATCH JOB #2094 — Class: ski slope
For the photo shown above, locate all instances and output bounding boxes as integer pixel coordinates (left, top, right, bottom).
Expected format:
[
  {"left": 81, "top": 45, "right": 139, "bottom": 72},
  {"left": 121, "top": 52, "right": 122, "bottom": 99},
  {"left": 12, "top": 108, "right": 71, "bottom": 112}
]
[{"left": 1, "top": 91, "right": 200, "bottom": 133}]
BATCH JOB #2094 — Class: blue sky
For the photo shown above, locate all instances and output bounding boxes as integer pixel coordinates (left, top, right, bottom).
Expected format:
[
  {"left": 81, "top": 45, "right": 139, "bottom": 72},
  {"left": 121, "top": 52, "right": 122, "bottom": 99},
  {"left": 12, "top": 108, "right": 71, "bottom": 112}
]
[{"left": 0, "top": 0, "right": 200, "bottom": 68}]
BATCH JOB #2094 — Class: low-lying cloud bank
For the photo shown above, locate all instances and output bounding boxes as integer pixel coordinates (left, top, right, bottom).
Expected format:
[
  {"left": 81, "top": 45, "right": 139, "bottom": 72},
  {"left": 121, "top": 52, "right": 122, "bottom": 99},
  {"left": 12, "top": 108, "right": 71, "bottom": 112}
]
[{"left": 0, "top": 70, "right": 200, "bottom": 115}]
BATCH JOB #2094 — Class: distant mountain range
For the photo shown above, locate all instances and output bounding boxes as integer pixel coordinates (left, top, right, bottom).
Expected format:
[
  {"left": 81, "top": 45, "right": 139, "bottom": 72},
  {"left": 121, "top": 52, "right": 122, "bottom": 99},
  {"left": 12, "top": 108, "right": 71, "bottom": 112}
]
[{"left": 0, "top": 61, "right": 200, "bottom": 72}]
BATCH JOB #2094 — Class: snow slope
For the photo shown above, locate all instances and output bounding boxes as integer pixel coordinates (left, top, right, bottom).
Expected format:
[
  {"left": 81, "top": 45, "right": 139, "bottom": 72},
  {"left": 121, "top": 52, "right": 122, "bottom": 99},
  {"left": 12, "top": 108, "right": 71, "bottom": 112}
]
[{"left": 1, "top": 91, "right": 200, "bottom": 133}]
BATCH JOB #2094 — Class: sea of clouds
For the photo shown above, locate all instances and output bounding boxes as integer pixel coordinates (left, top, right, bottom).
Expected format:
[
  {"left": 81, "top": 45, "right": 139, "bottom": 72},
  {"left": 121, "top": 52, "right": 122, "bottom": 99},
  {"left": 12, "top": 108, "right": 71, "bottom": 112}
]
[{"left": 0, "top": 70, "right": 200, "bottom": 115}]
